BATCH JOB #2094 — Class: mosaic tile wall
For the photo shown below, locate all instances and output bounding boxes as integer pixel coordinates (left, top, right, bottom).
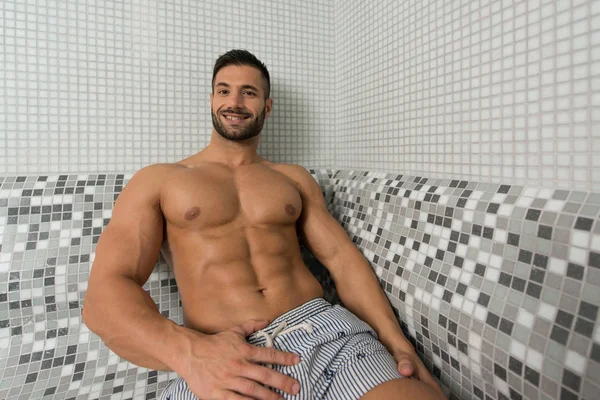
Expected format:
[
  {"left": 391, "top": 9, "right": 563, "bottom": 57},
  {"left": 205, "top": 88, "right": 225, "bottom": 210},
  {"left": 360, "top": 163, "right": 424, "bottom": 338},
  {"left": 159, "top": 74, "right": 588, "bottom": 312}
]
[
  {"left": 0, "top": 0, "right": 335, "bottom": 175},
  {"left": 0, "top": 173, "right": 180, "bottom": 399},
  {"left": 334, "top": 0, "right": 600, "bottom": 192},
  {"left": 1, "top": 170, "right": 599, "bottom": 400},
  {"left": 322, "top": 170, "right": 600, "bottom": 400}
]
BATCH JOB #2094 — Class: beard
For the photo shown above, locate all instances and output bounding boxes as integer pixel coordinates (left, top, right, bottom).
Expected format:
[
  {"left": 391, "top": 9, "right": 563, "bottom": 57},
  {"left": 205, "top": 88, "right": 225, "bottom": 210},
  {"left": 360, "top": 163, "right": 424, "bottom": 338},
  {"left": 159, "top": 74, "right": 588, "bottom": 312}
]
[{"left": 211, "top": 106, "right": 267, "bottom": 141}]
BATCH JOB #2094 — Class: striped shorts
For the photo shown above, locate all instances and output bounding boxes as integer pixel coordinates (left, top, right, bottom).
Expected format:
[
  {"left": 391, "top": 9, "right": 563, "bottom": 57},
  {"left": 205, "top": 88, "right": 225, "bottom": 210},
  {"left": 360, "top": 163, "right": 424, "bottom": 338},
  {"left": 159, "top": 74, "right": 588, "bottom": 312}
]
[{"left": 160, "top": 298, "right": 403, "bottom": 399}]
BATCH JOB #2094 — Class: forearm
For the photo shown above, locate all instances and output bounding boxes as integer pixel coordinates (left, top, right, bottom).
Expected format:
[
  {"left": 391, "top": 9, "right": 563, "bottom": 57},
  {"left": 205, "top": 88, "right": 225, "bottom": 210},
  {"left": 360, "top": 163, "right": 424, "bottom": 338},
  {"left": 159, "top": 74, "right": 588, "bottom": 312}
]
[
  {"left": 331, "top": 246, "right": 415, "bottom": 353},
  {"left": 83, "top": 275, "right": 197, "bottom": 371}
]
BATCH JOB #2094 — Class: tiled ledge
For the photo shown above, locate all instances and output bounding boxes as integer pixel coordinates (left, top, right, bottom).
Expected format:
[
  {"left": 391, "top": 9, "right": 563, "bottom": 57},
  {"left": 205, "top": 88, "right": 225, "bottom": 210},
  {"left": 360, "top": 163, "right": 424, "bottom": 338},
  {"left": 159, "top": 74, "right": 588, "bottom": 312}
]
[{"left": 0, "top": 170, "right": 598, "bottom": 400}]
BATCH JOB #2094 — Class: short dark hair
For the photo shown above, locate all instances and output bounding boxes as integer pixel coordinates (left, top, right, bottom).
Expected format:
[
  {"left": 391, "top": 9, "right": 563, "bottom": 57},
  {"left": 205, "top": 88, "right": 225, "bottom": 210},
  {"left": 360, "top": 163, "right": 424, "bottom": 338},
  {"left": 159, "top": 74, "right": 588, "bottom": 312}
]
[{"left": 212, "top": 49, "right": 271, "bottom": 99}]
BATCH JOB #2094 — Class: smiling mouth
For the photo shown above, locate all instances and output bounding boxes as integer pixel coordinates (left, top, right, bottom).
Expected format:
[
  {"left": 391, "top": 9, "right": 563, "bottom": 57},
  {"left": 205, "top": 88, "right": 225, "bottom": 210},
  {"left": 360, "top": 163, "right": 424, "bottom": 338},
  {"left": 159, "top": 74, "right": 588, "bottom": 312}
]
[{"left": 222, "top": 114, "right": 250, "bottom": 121}]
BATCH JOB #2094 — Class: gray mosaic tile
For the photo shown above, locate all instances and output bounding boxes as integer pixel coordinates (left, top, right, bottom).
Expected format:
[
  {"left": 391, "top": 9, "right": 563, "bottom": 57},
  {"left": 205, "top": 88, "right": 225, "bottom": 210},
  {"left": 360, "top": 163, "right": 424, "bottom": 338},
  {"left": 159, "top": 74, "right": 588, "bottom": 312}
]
[
  {"left": 328, "top": 171, "right": 599, "bottom": 400},
  {"left": 1, "top": 170, "right": 599, "bottom": 400}
]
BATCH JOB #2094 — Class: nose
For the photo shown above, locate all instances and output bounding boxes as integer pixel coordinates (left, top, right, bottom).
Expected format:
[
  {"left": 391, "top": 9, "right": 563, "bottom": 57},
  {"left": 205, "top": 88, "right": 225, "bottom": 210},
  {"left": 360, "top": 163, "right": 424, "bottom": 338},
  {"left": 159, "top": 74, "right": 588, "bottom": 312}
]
[{"left": 228, "top": 92, "right": 245, "bottom": 109}]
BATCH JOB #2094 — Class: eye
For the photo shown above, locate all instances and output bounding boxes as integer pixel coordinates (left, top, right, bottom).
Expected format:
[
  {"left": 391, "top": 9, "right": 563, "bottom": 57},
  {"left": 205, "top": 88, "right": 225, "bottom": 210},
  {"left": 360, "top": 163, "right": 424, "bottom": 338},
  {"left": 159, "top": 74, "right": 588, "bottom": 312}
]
[
  {"left": 218, "top": 89, "right": 229, "bottom": 95},
  {"left": 243, "top": 90, "right": 256, "bottom": 97}
]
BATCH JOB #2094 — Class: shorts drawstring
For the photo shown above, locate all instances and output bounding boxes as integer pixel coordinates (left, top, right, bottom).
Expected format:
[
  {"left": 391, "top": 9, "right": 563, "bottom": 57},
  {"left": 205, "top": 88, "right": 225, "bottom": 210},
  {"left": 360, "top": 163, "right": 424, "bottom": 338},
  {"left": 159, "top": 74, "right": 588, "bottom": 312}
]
[{"left": 256, "top": 321, "right": 314, "bottom": 368}]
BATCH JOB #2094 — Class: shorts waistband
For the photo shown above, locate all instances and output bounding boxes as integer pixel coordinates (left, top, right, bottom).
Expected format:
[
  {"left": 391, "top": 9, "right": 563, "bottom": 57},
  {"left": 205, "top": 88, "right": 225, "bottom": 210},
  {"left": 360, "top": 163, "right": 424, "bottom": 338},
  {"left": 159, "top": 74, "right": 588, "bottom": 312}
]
[{"left": 247, "top": 297, "right": 331, "bottom": 343}]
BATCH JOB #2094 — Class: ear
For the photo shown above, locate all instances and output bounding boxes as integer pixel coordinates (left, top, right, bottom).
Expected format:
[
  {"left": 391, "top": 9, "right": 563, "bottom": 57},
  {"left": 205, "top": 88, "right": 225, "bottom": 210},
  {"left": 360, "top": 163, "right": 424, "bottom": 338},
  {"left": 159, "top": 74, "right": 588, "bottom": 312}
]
[{"left": 264, "top": 98, "right": 273, "bottom": 118}]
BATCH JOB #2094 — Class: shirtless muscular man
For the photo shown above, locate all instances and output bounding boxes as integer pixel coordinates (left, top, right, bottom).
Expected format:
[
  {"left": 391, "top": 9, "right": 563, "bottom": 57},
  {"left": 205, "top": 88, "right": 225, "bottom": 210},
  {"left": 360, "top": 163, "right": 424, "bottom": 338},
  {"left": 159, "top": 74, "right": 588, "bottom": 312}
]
[{"left": 83, "top": 49, "right": 445, "bottom": 400}]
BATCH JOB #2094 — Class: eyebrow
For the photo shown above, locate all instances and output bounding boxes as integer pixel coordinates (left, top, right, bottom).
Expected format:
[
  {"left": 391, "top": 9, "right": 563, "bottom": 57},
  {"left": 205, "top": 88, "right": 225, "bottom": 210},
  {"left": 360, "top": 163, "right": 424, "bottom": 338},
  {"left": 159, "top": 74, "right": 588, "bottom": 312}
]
[{"left": 215, "top": 82, "right": 261, "bottom": 93}]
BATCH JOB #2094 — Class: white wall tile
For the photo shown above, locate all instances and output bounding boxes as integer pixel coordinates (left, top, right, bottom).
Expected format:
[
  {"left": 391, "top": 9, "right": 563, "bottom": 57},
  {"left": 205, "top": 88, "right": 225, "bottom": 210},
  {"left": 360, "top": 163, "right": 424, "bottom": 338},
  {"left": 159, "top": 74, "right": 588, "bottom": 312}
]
[
  {"left": 334, "top": 0, "right": 599, "bottom": 191},
  {"left": 2, "top": 0, "right": 599, "bottom": 192},
  {"left": 0, "top": 0, "right": 335, "bottom": 174}
]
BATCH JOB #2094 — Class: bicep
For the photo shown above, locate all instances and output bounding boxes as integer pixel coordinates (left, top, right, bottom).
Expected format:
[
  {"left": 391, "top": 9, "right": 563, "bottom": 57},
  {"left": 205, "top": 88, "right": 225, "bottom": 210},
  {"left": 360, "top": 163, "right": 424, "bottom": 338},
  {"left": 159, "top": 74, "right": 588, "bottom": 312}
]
[
  {"left": 295, "top": 171, "right": 352, "bottom": 266},
  {"left": 90, "top": 169, "right": 164, "bottom": 286},
  {"left": 300, "top": 206, "right": 349, "bottom": 263}
]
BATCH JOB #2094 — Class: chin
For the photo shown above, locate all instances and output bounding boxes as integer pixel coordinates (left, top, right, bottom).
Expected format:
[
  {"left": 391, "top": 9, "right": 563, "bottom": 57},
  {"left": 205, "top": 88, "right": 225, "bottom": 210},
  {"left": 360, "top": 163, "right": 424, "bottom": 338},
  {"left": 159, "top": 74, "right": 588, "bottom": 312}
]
[{"left": 216, "top": 129, "right": 258, "bottom": 142}]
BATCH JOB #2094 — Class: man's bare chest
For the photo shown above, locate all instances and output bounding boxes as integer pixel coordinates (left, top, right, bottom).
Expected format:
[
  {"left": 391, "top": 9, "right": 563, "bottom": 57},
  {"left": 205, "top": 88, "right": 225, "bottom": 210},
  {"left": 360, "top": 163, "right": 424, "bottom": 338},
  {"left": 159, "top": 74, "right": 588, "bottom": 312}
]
[{"left": 159, "top": 164, "right": 303, "bottom": 230}]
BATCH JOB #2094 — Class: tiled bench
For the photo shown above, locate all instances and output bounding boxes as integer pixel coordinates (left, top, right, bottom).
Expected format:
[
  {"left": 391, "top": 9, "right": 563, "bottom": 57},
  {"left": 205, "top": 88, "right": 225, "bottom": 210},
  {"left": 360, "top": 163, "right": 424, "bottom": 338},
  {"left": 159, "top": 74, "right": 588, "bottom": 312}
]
[{"left": 0, "top": 170, "right": 599, "bottom": 400}]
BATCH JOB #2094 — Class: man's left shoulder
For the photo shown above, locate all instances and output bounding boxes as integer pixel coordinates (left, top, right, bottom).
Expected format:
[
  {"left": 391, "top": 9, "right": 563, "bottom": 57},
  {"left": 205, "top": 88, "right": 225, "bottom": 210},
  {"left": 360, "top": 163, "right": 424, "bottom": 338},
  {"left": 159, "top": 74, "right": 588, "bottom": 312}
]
[
  {"left": 267, "top": 162, "right": 312, "bottom": 176},
  {"left": 268, "top": 163, "right": 316, "bottom": 186}
]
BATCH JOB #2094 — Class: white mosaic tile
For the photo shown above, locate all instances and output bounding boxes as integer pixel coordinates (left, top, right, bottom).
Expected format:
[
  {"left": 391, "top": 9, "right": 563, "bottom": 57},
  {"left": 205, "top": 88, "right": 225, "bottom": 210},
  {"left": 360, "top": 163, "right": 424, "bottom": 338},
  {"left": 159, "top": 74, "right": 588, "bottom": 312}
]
[{"left": 0, "top": 0, "right": 335, "bottom": 175}]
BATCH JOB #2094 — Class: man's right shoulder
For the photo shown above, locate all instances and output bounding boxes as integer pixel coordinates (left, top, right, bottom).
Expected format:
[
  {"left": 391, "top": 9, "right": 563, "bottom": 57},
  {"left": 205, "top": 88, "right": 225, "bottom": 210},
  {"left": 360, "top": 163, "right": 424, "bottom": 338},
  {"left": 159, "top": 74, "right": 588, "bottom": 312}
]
[
  {"left": 130, "top": 163, "right": 184, "bottom": 182},
  {"left": 121, "top": 163, "right": 184, "bottom": 199}
]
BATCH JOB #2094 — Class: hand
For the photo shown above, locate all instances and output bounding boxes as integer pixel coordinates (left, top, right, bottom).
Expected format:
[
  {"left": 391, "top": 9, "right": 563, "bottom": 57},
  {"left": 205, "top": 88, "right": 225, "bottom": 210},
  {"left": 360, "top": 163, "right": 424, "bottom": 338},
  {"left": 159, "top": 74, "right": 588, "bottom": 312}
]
[
  {"left": 176, "top": 319, "right": 301, "bottom": 400},
  {"left": 393, "top": 348, "right": 445, "bottom": 398}
]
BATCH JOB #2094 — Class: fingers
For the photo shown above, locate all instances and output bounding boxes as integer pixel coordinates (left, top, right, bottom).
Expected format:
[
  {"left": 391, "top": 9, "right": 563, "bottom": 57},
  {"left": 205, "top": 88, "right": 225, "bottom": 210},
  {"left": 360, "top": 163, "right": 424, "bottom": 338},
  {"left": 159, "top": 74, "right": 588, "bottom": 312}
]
[
  {"left": 397, "top": 356, "right": 416, "bottom": 377},
  {"left": 227, "top": 377, "right": 286, "bottom": 400},
  {"left": 246, "top": 344, "right": 301, "bottom": 367},
  {"left": 241, "top": 364, "right": 300, "bottom": 396},
  {"left": 413, "top": 363, "right": 445, "bottom": 397}
]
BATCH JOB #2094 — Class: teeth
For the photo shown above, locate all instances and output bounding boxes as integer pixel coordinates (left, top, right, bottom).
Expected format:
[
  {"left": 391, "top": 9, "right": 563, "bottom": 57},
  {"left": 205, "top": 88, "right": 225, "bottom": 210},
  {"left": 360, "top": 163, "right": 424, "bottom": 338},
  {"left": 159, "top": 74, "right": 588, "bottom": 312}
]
[{"left": 225, "top": 115, "right": 246, "bottom": 120}]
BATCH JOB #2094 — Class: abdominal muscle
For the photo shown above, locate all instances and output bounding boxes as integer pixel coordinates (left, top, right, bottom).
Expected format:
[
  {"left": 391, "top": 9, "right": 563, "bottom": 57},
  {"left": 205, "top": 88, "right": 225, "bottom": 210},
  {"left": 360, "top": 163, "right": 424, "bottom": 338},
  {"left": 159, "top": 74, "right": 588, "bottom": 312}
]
[{"left": 162, "top": 226, "right": 324, "bottom": 335}]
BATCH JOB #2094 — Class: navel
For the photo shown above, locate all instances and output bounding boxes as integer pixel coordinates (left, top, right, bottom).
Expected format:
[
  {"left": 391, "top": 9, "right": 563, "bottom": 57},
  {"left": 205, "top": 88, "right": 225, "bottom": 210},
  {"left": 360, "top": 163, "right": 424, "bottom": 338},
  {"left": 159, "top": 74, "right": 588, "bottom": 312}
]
[
  {"left": 185, "top": 206, "right": 201, "bottom": 220},
  {"left": 285, "top": 204, "right": 296, "bottom": 216}
]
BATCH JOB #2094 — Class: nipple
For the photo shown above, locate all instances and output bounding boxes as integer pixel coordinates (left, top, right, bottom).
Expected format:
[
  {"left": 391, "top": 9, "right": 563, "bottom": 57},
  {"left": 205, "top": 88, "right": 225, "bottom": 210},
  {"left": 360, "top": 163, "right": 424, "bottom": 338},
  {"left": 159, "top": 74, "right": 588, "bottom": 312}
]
[
  {"left": 185, "top": 207, "right": 201, "bottom": 220},
  {"left": 285, "top": 204, "right": 296, "bottom": 216}
]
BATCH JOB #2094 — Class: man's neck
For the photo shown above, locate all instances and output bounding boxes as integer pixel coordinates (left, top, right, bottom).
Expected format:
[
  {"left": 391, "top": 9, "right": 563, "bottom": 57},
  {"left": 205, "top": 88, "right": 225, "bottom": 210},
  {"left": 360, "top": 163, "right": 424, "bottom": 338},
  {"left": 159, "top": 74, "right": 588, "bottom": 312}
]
[{"left": 201, "top": 130, "right": 262, "bottom": 167}]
